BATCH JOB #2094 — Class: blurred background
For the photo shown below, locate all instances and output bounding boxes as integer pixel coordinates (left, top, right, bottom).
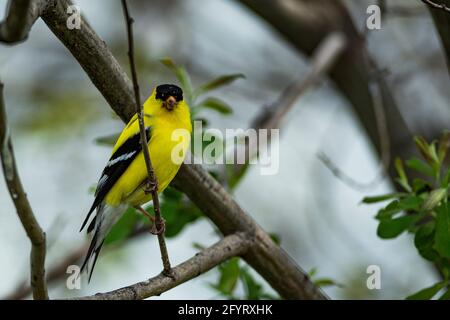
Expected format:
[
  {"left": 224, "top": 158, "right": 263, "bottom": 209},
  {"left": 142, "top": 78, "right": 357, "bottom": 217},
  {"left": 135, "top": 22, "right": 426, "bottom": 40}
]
[{"left": 0, "top": 0, "right": 448, "bottom": 299}]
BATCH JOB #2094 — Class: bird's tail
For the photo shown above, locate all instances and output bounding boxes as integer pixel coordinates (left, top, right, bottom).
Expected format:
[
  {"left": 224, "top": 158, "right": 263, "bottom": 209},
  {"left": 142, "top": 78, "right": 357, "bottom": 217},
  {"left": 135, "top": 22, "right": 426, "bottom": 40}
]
[{"left": 80, "top": 203, "right": 127, "bottom": 282}]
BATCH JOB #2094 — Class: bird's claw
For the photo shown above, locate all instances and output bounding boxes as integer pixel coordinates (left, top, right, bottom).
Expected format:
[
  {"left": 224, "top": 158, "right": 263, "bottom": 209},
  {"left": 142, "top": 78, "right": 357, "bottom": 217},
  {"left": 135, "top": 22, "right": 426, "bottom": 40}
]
[{"left": 150, "top": 217, "right": 166, "bottom": 235}]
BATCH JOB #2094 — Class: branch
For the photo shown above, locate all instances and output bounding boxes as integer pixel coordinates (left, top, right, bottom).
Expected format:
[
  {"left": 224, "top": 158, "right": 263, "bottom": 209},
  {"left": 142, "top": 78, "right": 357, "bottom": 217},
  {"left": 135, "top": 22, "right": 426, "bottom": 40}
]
[
  {"left": 120, "top": 0, "right": 172, "bottom": 274},
  {"left": 74, "top": 233, "right": 250, "bottom": 300},
  {"left": 0, "top": 82, "right": 48, "bottom": 299},
  {"left": 422, "top": 0, "right": 450, "bottom": 12},
  {"left": 422, "top": 0, "right": 450, "bottom": 75},
  {"left": 38, "top": 0, "right": 326, "bottom": 299},
  {"left": 0, "top": 0, "right": 46, "bottom": 44}
]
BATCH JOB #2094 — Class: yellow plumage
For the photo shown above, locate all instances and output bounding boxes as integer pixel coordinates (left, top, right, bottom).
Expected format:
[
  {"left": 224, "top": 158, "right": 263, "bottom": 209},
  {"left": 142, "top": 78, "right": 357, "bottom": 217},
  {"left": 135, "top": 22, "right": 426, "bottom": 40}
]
[{"left": 106, "top": 89, "right": 192, "bottom": 206}]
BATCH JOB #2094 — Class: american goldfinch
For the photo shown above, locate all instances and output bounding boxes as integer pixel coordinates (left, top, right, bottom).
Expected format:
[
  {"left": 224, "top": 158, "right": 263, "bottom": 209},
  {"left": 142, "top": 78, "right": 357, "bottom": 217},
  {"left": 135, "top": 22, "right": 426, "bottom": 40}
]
[{"left": 80, "top": 84, "right": 192, "bottom": 280}]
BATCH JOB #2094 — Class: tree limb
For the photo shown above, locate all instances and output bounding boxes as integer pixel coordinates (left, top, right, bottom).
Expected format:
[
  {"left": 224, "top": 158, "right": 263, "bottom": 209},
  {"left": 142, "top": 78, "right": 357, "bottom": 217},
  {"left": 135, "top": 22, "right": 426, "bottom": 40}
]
[
  {"left": 0, "top": 0, "right": 47, "bottom": 44},
  {"left": 0, "top": 82, "right": 48, "bottom": 300},
  {"left": 74, "top": 233, "right": 251, "bottom": 300},
  {"left": 37, "top": 0, "right": 326, "bottom": 299}
]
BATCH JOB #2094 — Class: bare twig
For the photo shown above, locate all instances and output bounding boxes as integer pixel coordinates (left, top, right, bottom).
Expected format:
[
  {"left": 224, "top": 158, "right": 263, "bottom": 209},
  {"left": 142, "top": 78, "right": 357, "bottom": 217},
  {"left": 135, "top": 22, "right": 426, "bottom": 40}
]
[
  {"left": 0, "top": 82, "right": 48, "bottom": 300},
  {"left": 74, "top": 233, "right": 251, "bottom": 300},
  {"left": 422, "top": 0, "right": 450, "bottom": 13},
  {"left": 0, "top": 0, "right": 46, "bottom": 44},
  {"left": 318, "top": 66, "right": 391, "bottom": 191},
  {"left": 121, "top": 0, "right": 172, "bottom": 274}
]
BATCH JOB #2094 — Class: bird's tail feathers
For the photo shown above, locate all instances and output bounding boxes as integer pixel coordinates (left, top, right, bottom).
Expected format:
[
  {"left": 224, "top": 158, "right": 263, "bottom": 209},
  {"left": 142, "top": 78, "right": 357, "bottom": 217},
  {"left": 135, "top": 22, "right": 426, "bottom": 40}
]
[{"left": 80, "top": 203, "right": 127, "bottom": 282}]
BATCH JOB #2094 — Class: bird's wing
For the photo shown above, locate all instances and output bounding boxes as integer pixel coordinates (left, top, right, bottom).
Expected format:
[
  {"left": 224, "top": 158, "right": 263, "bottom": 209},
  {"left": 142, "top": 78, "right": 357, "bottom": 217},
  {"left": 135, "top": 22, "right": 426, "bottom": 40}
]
[{"left": 80, "top": 114, "right": 151, "bottom": 232}]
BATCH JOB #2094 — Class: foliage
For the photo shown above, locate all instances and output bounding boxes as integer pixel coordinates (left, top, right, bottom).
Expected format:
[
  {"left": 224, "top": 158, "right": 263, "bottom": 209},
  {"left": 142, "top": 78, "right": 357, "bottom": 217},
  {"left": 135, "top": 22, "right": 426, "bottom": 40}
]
[
  {"left": 363, "top": 131, "right": 450, "bottom": 299},
  {"left": 211, "top": 257, "right": 279, "bottom": 300}
]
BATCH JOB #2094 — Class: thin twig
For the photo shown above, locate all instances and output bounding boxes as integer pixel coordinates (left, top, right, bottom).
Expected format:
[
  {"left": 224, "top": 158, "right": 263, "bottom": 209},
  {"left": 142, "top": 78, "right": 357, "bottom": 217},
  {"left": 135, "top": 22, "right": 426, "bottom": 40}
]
[
  {"left": 317, "top": 65, "right": 391, "bottom": 191},
  {"left": 121, "top": 0, "right": 172, "bottom": 275},
  {"left": 421, "top": 0, "right": 450, "bottom": 13},
  {"left": 0, "top": 81, "right": 48, "bottom": 299}
]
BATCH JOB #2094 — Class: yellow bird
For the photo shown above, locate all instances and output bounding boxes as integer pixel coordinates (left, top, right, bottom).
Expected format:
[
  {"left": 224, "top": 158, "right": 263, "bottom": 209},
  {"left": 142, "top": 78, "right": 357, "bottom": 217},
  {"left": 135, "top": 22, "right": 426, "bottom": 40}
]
[{"left": 80, "top": 84, "right": 192, "bottom": 280}]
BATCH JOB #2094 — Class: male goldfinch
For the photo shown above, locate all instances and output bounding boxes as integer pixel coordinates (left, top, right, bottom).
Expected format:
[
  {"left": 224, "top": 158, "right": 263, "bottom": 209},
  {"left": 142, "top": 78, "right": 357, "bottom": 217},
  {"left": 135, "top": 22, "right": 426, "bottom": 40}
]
[{"left": 80, "top": 84, "right": 192, "bottom": 280}]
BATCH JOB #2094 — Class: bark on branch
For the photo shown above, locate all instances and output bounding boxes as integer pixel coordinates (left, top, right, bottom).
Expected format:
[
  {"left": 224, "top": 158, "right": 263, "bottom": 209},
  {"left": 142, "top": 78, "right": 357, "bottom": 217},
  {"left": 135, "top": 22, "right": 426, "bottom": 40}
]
[
  {"left": 37, "top": 0, "right": 326, "bottom": 299},
  {"left": 0, "top": 82, "right": 48, "bottom": 299},
  {"left": 75, "top": 233, "right": 251, "bottom": 300},
  {"left": 0, "top": 0, "right": 46, "bottom": 44}
]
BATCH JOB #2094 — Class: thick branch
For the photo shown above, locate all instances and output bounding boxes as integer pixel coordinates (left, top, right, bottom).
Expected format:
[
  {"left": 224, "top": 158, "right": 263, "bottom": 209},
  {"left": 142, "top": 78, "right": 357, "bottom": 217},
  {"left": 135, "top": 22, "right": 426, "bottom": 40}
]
[
  {"left": 0, "top": 0, "right": 46, "bottom": 44},
  {"left": 0, "top": 82, "right": 48, "bottom": 300},
  {"left": 39, "top": 0, "right": 325, "bottom": 299},
  {"left": 75, "top": 233, "right": 250, "bottom": 300}
]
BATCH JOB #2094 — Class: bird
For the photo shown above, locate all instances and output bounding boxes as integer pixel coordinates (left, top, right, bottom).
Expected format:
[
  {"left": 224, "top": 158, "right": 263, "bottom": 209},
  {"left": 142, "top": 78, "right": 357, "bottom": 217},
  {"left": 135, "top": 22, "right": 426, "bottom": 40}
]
[{"left": 80, "top": 84, "right": 192, "bottom": 281}]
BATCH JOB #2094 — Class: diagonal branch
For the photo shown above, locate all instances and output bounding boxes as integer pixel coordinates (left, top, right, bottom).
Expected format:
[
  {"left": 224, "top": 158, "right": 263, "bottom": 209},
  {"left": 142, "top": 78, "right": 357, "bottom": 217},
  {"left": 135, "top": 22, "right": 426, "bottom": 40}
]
[
  {"left": 74, "top": 233, "right": 251, "bottom": 300},
  {"left": 0, "top": 82, "right": 48, "bottom": 300},
  {"left": 120, "top": 0, "right": 172, "bottom": 274},
  {"left": 0, "top": 0, "right": 47, "bottom": 44}
]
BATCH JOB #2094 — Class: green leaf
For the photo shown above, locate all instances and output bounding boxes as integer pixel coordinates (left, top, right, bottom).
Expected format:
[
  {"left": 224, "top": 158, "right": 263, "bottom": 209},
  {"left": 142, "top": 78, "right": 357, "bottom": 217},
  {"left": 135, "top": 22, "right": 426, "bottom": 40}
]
[
  {"left": 375, "top": 200, "right": 402, "bottom": 220},
  {"left": 442, "top": 167, "right": 450, "bottom": 188},
  {"left": 308, "top": 267, "right": 318, "bottom": 278},
  {"left": 438, "top": 130, "right": 450, "bottom": 163},
  {"left": 269, "top": 233, "right": 281, "bottom": 245},
  {"left": 198, "top": 97, "right": 233, "bottom": 115},
  {"left": 193, "top": 73, "right": 245, "bottom": 98},
  {"left": 422, "top": 188, "right": 447, "bottom": 211},
  {"left": 414, "top": 136, "right": 438, "bottom": 165},
  {"left": 362, "top": 193, "right": 404, "bottom": 204},
  {"left": 314, "top": 278, "right": 344, "bottom": 288},
  {"left": 375, "top": 197, "right": 422, "bottom": 220},
  {"left": 406, "top": 157, "right": 434, "bottom": 178},
  {"left": 104, "top": 208, "right": 138, "bottom": 245},
  {"left": 377, "top": 215, "right": 416, "bottom": 239},
  {"left": 395, "top": 158, "right": 411, "bottom": 192},
  {"left": 212, "top": 258, "right": 241, "bottom": 296},
  {"left": 240, "top": 268, "right": 264, "bottom": 300},
  {"left": 414, "top": 222, "right": 438, "bottom": 261},
  {"left": 439, "top": 288, "right": 450, "bottom": 300},
  {"left": 406, "top": 282, "right": 445, "bottom": 300},
  {"left": 434, "top": 202, "right": 450, "bottom": 258}
]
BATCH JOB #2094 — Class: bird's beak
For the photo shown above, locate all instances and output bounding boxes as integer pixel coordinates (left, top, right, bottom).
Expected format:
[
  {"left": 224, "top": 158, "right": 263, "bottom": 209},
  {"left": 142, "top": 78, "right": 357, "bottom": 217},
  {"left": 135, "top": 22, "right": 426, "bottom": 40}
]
[{"left": 164, "top": 96, "right": 177, "bottom": 110}]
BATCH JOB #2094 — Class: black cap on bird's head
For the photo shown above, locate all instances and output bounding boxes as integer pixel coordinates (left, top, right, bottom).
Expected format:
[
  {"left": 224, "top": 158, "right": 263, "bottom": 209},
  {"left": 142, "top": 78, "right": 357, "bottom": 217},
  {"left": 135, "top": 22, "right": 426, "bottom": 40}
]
[{"left": 156, "top": 84, "right": 183, "bottom": 110}]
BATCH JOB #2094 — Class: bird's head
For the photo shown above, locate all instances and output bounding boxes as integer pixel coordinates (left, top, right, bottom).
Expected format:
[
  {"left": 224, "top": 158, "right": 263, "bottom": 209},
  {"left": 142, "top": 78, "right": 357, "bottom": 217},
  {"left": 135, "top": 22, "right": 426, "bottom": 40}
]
[{"left": 154, "top": 84, "right": 183, "bottom": 111}]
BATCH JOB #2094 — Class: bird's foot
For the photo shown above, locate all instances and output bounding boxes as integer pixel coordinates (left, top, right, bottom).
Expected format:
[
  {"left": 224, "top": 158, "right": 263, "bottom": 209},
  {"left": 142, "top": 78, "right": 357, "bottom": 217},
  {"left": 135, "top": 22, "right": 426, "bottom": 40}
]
[
  {"left": 144, "top": 180, "right": 157, "bottom": 195},
  {"left": 150, "top": 217, "right": 166, "bottom": 236}
]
